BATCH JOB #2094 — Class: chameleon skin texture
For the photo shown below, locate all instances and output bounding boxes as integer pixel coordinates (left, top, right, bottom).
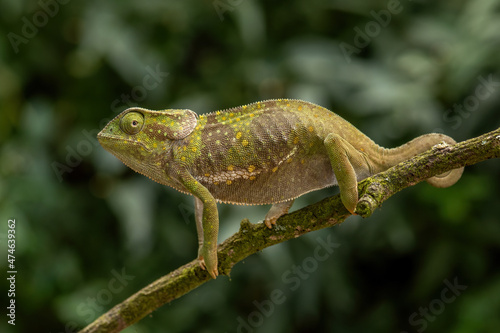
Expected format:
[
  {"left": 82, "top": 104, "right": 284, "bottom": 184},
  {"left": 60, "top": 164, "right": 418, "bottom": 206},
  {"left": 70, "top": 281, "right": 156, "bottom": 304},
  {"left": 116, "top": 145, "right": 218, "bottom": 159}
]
[{"left": 98, "top": 99, "right": 464, "bottom": 278}]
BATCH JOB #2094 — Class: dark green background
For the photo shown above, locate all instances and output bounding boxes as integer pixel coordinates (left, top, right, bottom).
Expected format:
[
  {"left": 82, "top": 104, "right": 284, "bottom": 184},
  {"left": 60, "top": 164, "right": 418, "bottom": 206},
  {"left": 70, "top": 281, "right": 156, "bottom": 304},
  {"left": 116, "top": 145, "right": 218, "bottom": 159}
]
[{"left": 1, "top": 0, "right": 499, "bottom": 332}]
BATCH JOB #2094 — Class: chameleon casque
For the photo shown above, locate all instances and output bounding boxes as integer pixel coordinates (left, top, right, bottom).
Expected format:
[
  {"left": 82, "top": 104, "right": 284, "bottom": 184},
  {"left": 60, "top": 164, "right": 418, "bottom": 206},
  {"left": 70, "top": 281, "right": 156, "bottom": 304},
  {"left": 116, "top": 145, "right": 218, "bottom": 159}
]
[{"left": 97, "top": 99, "right": 464, "bottom": 278}]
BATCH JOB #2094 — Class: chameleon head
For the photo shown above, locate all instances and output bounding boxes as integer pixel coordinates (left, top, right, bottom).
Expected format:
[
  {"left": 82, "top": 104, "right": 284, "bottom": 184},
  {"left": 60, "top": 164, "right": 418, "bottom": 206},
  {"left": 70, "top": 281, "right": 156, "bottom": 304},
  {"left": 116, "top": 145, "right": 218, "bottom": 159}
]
[{"left": 97, "top": 107, "right": 198, "bottom": 180}]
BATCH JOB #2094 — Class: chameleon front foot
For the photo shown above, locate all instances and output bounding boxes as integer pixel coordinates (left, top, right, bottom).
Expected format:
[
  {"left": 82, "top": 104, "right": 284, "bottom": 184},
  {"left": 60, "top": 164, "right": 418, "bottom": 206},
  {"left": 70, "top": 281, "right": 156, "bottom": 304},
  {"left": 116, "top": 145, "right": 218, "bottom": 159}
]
[{"left": 198, "top": 246, "right": 219, "bottom": 279}]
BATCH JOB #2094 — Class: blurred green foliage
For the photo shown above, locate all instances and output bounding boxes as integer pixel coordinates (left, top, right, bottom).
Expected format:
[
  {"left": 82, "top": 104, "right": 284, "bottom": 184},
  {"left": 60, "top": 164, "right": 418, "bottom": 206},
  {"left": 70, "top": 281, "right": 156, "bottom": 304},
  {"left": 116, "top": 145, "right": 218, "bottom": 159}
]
[{"left": 1, "top": 0, "right": 499, "bottom": 332}]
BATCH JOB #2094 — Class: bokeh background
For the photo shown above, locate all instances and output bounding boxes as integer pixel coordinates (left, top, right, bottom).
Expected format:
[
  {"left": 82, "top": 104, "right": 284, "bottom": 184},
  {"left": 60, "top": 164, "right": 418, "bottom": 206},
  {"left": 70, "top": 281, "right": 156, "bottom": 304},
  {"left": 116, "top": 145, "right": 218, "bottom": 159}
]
[{"left": 1, "top": 0, "right": 500, "bottom": 332}]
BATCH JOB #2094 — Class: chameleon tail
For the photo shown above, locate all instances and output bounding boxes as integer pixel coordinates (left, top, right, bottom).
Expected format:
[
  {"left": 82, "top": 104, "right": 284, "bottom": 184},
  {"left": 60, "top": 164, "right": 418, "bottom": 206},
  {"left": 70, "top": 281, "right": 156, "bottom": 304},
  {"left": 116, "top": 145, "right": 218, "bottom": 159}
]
[
  {"left": 426, "top": 167, "right": 463, "bottom": 188},
  {"left": 381, "top": 133, "right": 464, "bottom": 188}
]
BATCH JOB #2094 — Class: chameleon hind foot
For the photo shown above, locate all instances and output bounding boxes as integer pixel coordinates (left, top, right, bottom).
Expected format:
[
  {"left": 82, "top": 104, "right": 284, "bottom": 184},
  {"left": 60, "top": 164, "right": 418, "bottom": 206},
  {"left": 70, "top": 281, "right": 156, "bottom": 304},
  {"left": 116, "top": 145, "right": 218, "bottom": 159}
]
[{"left": 264, "top": 200, "right": 295, "bottom": 228}]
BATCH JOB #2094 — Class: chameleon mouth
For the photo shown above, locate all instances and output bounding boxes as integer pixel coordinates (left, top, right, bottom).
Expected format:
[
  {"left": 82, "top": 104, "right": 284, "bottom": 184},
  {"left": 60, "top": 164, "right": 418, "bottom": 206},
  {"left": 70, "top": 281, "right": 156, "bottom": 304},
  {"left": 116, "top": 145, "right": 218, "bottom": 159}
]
[{"left": 97, "top": 130, "right": 152, "bottom": 153}]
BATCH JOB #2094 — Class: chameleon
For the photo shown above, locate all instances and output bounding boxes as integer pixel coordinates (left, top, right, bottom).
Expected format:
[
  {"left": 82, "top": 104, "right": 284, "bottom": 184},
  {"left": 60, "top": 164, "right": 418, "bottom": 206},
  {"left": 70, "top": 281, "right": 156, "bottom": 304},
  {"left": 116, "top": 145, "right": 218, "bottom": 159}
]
[{"left": 97, "top": 99, "right": 464, "bottom": 278}]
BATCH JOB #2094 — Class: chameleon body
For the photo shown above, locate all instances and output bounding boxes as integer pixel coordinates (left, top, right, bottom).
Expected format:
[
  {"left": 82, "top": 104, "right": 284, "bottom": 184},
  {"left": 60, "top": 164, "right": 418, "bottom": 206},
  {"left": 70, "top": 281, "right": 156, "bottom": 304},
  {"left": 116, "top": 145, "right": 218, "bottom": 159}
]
[{"left": 97, "top": 99, "right": 464, "bottom": 278}]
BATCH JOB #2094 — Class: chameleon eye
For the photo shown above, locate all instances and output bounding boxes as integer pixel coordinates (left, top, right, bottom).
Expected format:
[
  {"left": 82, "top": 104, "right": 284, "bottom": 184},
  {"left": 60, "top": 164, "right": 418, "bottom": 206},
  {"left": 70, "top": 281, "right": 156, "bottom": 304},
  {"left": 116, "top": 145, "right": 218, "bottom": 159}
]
[{"left": 120, "top": 111, "right": 144, "bottom": 135}]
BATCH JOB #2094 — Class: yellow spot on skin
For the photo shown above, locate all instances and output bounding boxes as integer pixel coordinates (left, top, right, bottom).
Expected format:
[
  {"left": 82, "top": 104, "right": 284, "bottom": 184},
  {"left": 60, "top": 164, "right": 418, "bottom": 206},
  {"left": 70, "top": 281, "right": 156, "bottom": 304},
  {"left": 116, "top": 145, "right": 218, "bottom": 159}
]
[
  {"left": 205, "top": 173, "right": 210, "bottom": 177},
  {"left": 248, "top": 165, "right": 255, "bottom": 172},
  {"left": 293, "top": 137, "right": 299, "bottom": 144},
  {"left": 228, "top": 165, "right": 234, "bottom": 171},
  {"left": 250, "top": 113, "right": 255, "bottom": 117},
  {"left": 236, "top": 132, "right": 242, "bottom": 139},
  {"left": 226, "top": 180, "right": 232, "bottom": 185},
  {"left": 301, "top": 159, "right": 305, "bottom": 164},
  {"left": 222, "top": 117, "right": 226, "bottom": 121},
  {"left": 242, "top": 139, "right": 249, "bottom": 146},
  {"left": 236, "top": 118, "right": 240, "bottom": 122},
  {"left": 298, "top": 105, "right": 303, "bottom": 111},
  {"left": 308, "top": 126, "right": 314, "bottom": 132},
  {"left": 249, "top": 176, "right": 256, "bottom": 180},
  {"left": 153, "top": 143, "right": 157, "bottom": 148},
  {"left": 272, "top": 166, "right": 278, "bottom": 172},
  {"left": 229, "top": 113, "right": 234, "bottom": 117},
  {"left": 181, "top": 156, "right": 186, "bottom": 162},
  {"left": 286, "top": 158, "right": 292, "bottom": 163},
  {"left": 191, "top": 147, "right": 197, "bottom": 152}
]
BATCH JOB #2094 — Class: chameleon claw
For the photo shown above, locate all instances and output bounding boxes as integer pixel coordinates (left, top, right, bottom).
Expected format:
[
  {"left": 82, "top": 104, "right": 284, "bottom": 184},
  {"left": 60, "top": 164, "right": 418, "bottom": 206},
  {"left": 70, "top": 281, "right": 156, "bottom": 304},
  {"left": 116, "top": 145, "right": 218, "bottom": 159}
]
[
  {"left": 264, "top": 218, "right": 276, "bottom": 229},
  {"left": 208, "top": 267, "right": 219, "bottom": 279},
  {"left": 347, "top": 204, "right": 358, "bottom": 215},
  {"left": 198, "top": 253, "right": 218, "bottom": 278},
  {"left": 347, "top": 202, "right": 356, "bottom": 215},
  {"left": 198, "top": 257, "right": 207, "bottom": 270}
]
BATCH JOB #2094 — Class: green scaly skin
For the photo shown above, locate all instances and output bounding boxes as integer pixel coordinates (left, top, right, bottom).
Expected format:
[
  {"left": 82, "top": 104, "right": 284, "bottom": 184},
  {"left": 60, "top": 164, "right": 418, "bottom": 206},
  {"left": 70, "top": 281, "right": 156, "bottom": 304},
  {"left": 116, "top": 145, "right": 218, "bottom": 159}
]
[{"left": 97, "top": 99, "right": 464, "bottom": 278}]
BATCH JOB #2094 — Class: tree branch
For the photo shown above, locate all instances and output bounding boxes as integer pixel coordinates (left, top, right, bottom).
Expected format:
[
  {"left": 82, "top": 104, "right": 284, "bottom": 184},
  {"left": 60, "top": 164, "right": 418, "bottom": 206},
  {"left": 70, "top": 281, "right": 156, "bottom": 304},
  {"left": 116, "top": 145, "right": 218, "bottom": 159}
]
[{"left": 79, "top": 127, "right": 500, "bottom": 333}]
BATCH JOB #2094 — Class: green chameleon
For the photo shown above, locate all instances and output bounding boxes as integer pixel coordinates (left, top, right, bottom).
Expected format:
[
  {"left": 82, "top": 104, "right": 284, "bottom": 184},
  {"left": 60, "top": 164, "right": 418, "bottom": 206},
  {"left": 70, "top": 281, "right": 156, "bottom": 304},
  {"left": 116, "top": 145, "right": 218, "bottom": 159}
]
[{"left": 97, "top": 99, "right": 463, "bottom": 278}]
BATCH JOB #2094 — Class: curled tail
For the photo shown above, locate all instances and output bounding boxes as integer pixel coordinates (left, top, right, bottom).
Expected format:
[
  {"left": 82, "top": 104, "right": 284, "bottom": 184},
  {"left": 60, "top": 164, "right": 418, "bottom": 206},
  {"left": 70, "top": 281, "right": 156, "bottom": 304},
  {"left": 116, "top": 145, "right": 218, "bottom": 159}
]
[
  {"left": 381, "top": 133, "right": 463, "bottom": 188},
  {"left": 424, "top": 134, "right": 463, "bottom": 187},
  {"left": 426, "top": 167, "right": 463, "bottom": 188}
]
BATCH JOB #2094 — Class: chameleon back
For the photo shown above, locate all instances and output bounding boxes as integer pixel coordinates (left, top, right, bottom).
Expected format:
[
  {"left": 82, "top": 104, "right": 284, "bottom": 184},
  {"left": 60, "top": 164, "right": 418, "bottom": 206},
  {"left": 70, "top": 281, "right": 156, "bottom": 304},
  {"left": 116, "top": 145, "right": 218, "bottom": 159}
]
[{"left": 181, "top": 99, "right": 351, "bottom": 205}]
